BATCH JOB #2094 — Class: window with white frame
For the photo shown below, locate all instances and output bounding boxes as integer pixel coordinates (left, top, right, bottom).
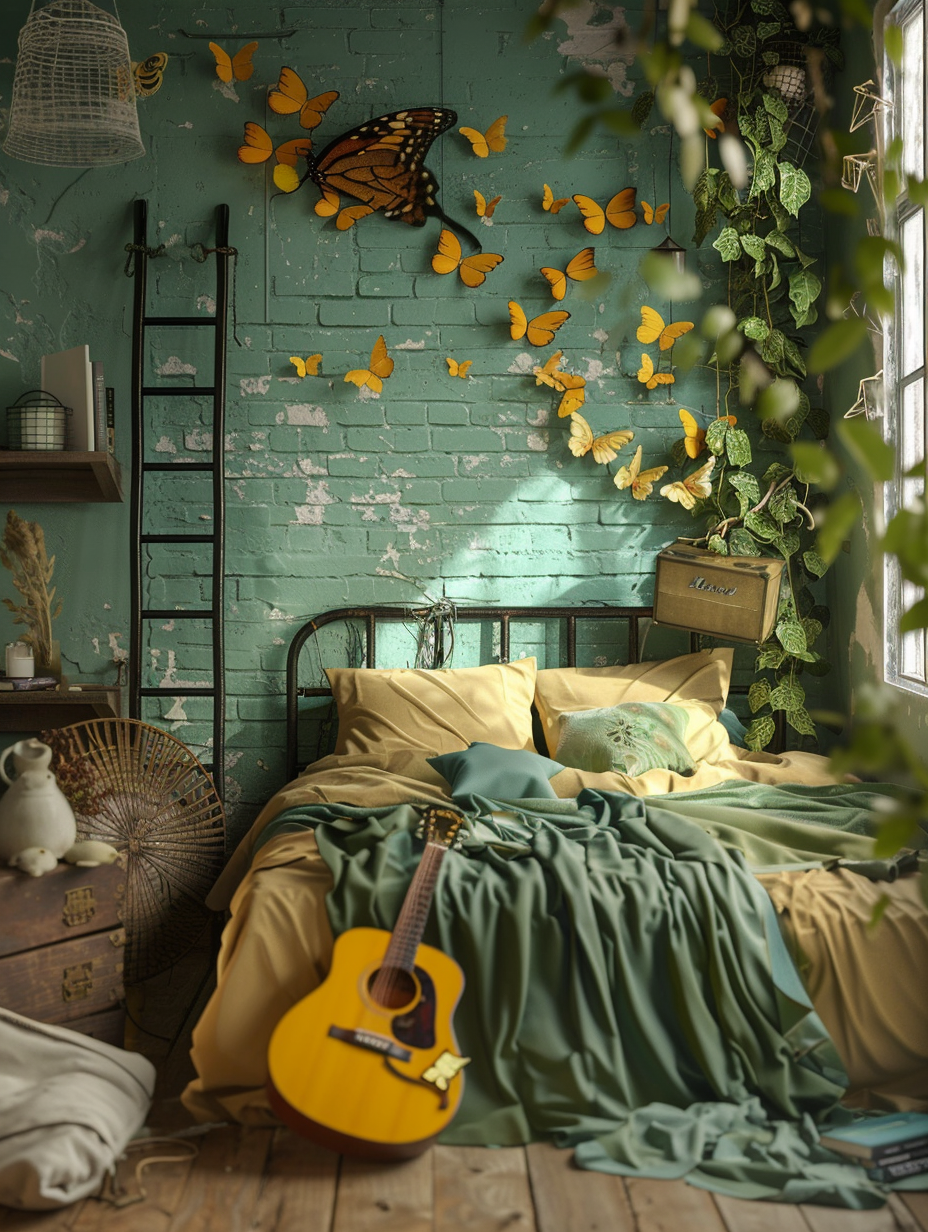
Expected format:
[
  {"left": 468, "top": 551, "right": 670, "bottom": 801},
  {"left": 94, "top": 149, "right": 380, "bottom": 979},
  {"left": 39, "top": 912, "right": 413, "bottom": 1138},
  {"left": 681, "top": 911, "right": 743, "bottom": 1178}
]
[{"left": 883, "top": 0, "right": 928, "bottom": 694}]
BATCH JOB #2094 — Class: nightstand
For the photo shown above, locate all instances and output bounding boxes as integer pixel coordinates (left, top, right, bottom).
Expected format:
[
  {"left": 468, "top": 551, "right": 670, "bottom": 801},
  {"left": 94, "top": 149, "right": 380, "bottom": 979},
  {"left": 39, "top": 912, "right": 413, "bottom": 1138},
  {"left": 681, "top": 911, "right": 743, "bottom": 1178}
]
[{"left": 0, "top": 861, "right": 126, "bottom": 1045}]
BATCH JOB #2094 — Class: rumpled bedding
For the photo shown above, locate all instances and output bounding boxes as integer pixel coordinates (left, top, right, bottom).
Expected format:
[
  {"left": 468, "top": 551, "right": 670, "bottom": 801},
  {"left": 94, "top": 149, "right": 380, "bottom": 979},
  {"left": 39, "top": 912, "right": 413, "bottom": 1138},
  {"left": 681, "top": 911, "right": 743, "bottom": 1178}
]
[{"left": 183, "top": 747, "right": 928, "bottom": 1207}]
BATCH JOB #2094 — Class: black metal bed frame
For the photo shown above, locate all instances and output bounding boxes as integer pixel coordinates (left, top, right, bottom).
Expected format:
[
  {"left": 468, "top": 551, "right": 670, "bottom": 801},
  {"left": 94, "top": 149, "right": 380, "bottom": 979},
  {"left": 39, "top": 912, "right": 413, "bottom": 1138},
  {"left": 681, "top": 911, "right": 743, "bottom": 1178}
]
[{"left": 285, "top": 604, "right": 717, "bottom": 783}]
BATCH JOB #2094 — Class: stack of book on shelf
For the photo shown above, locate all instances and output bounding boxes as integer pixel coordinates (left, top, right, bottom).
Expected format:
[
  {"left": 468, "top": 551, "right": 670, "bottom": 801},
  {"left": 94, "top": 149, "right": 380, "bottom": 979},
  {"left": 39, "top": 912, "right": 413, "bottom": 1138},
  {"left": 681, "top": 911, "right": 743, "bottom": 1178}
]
[
  {"left": 39, "top": 346, "right": 115, "bottom": 453},
  {"left": 820, "top": 1112, "right": 928, "bottom": 1182},
  {"left": 0, "top": 676, "right": 59, "bottom": 692}
]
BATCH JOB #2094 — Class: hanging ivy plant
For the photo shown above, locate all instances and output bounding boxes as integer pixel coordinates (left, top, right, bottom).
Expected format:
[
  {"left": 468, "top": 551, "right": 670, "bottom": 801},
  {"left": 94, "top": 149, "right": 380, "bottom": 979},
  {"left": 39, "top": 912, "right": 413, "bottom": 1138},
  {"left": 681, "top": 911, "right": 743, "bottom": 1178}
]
[{"left": 660, "top": 10, "right": 844, "bottom": 750}]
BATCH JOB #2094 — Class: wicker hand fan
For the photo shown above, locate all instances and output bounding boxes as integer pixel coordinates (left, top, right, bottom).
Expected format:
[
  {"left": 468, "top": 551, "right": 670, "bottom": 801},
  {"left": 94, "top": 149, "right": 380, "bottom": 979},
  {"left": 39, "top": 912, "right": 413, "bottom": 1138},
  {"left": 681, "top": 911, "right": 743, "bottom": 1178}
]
[{"left": 44, "top": 719, "right": 226, "bottom": 984}]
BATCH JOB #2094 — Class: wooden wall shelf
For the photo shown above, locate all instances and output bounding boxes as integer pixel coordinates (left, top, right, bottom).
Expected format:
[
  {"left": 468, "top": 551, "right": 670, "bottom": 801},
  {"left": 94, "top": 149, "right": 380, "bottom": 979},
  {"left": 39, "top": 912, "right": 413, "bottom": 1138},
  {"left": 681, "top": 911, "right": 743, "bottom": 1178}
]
[
  {"left": 0, "top": 687, "right": 121, "bottom": 731},
  {"left": 0, "top": 451, "right": 123, "bottom": 503}
]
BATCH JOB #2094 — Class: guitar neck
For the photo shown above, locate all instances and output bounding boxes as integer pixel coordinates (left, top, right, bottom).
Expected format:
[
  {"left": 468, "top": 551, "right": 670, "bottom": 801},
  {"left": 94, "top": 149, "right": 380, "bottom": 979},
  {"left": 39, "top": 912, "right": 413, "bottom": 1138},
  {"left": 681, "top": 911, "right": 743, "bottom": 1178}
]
[{"left": 383, "top": 841, "right": 447, "bottom": 972}]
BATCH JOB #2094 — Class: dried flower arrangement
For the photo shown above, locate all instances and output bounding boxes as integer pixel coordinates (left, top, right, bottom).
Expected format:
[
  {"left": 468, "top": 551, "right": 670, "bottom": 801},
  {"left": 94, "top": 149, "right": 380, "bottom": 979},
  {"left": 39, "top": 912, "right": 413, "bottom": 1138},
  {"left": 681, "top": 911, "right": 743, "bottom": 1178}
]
[{"left": 1, "top": 509, "right": 62, "bottom": 671}]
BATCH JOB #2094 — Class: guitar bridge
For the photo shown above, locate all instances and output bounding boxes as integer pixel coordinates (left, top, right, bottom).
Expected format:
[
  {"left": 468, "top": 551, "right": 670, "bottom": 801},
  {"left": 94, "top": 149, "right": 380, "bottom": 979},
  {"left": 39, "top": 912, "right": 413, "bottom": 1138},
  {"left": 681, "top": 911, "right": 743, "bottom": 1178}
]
[{"left": 328, "top": 1024, "right": 412, "bottom": 1062}]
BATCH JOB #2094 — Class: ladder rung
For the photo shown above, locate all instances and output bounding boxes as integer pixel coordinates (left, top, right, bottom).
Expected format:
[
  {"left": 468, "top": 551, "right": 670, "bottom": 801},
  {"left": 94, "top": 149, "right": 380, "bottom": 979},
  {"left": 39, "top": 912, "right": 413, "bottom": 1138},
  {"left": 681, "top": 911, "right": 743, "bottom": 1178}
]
[
  {"left": 142, "top": 385, "right": 216, "bottom": 397},
  {"left": 143, "top": 315, "right": 218, "bottom": 327},
  {"left": 141, "top": 534, "right": 216, "bottom": 544},
  {"left": 140, "top": 686, "right": 216, "bottom": 697},
  {"left": 141, "top": 609, "right": 216, "bottom": 620},
  {"left": 142, "top": 462, "right": 215, "bottom": 472}
]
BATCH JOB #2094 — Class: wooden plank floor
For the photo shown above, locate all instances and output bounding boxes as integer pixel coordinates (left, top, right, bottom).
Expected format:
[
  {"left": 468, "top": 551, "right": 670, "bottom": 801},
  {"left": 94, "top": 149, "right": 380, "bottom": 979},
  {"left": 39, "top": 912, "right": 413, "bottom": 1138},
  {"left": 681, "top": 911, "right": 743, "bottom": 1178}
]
[{"left": 3, "top": 942, "right": 927, "bottom": 1232}]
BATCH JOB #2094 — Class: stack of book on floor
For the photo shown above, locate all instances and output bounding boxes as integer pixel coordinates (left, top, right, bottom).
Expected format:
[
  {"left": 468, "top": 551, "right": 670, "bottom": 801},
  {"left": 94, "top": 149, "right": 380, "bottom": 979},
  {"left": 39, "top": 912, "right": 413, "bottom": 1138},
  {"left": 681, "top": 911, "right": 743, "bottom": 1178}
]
[{"left": 820, "top": 1112, "right": 928, "bottom": 1181}]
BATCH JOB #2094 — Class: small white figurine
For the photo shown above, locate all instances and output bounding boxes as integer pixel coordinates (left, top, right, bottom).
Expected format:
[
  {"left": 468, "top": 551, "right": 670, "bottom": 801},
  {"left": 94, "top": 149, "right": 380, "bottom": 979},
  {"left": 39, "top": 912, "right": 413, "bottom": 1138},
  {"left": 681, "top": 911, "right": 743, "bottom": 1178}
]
[
  {"left": 9, "top": 847, "right": 59, "bottom": 877},
  {"left": 63, "top": 840, "right": 122, "bottom": 868}
]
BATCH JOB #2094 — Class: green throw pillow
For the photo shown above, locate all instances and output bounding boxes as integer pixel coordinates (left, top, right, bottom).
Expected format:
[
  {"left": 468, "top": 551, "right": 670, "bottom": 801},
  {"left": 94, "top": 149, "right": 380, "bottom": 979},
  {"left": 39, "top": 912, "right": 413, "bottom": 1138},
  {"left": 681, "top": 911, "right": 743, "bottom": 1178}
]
[
  {"left": 428, "top": 742, "right": 564, "bottom": 801},
  {"left": 554, "top": 701, "right": 696, "bottom": 777}
]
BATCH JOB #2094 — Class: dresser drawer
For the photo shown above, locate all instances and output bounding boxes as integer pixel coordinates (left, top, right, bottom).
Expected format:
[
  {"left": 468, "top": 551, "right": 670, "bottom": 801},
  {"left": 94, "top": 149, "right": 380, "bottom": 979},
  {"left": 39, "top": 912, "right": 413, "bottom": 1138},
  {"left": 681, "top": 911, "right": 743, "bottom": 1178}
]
[
  {"left": 0, "top": 927, "right": 125, "bottom": 1026},
  {"left": 0, "top": 861, "right": 125, "bottom": 958}
]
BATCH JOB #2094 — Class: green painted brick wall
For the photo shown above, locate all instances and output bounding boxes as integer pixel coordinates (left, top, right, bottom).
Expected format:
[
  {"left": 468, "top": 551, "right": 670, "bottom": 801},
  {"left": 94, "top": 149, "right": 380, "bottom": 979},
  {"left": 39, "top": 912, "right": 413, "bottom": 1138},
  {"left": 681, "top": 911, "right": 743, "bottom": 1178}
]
[{"left": 0, "top": 0, "right": 834, "bottom": 840}]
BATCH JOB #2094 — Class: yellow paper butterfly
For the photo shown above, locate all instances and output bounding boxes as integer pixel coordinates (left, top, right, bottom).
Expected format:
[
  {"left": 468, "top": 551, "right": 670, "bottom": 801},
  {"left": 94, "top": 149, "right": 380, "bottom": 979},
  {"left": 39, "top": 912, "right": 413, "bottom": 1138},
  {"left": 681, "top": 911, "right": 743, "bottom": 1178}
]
[
  {"left": 208, "top": 42, "right": 258, "bottom": 83},
  {"left": 268, "top": 72, "right": 339, "bottom": 131},
  {"left": 132, "top": 53, "right": 168, "bottom": 97},
  {"left": 459, "top": 115, "right": 508, "bottom": 157},
  {"left": 572, "top": 188, "right": 637, "bottom": 235},
  {"left": 508, "top": 303, "right": 570, "bottom": 347},
  {"left": 661, "top": 456, "right": 717, "bottom": 510},
  {"left": 540, "top": 247, "right": 598, "bottom": 302},
  {"left": 679, "top": 408, "right": 706, "bottom": 458},
  {"left": 533, "top": 351, "right": 566, "bottom": 387},
  {"left": 474, "top": 190, "right": 502, "bottom": 219},
  {"left": 314, "top": 187, "right": 341, "bottom": 217},
  {"left": 336, "top": 204, "right": 375, "bottom": 230},
  {"left": 704, "top": 98, "right": 728, "bottom": 139},
  {"left": 446, "top": 357, "right": 473, "bottom": 378},
  {"left": 542, "top": 183, "right": 571, "bottom": 214},
  {"left": 555, "top": 373, "right": 587, "bottom": 418},
  {"left": 344, "top": 335, "right": 394, "bottom": 393},
  {"left": 431, "top": 229, "right": 504, "bottom": 287},
  {"left": 614, "top": 446, "right": 668, "bottom": 500},
  {"left": 568, "top": 414, "right": 634, "bottom": 464},
  {"left": 641, "top": 201, "right": 670, "bottom": 225},
  {"left": 289, "top": 354, "right": 322, "bottom": 378},
  {"left": 637, "top": 353, "right": 675, "bottom": 390},
  {"left": 238, "top": 124, "right": 314, "bottom": 173},
  {"left": 637, "top": 306, "right": 695, "bottom": 351}
]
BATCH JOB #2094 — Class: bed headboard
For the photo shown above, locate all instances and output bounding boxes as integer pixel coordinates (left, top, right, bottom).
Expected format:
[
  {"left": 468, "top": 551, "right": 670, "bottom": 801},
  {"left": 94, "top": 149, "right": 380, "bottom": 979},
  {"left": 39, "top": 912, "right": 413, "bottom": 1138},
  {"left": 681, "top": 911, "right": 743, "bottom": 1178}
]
[{"left": 284, "top": 603, "right": 735, "bottom": 783}]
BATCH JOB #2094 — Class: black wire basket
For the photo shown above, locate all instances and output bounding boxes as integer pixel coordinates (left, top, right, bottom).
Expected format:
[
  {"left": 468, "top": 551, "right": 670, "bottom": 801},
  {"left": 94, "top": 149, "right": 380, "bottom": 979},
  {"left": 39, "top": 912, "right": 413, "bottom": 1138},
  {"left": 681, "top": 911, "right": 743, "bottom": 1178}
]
[{"left": 5, "top": 390, "right": 72, "bottom": 451}]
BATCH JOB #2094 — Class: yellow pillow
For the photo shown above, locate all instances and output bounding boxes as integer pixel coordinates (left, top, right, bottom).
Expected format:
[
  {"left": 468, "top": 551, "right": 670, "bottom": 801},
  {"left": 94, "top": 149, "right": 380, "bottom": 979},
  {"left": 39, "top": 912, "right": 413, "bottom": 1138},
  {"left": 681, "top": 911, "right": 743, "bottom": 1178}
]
[
  {"left": 534, "top": 649, "right": 733, "bottom": 764},
  {"left": 326, "top": 658, "right": 538, "bottom": 757}
]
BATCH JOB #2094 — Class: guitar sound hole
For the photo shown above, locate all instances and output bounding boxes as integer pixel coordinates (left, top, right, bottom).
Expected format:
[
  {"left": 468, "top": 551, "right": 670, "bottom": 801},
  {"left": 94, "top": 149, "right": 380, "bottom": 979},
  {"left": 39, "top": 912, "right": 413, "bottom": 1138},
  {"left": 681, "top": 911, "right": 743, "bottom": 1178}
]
[{"left": 368, "top": 966, "right": 417, "bottom": 1009}]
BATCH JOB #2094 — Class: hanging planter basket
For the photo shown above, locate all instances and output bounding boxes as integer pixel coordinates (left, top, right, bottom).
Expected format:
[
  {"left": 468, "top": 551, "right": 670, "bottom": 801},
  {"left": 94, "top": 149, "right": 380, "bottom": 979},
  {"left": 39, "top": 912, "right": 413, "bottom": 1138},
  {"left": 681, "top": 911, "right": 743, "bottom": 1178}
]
[{"left": 2, "top": 0, "right": 145, "bottom": 167}]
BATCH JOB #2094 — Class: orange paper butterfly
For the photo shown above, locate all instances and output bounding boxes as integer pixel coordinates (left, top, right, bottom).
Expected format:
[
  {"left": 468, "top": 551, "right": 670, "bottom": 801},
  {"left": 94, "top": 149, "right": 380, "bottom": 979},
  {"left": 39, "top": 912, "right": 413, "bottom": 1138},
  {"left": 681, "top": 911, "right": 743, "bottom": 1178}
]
[
  {"left": 345, "top": 336, "right": 394, "bottom": 393},
  {"left": 540, "top": 247, "right": 598, "bottom": 301},
  {"left": 614, "top": 446, "right": 668, "bottom": 500},
  {"left": 209, "top": 42, "right": 258, "bottom": 83},
  {"left": 446, "top": 357, "right": 473, "bottom": 378},
  {"left": 432, "top": 229, "right": 504, "bottom": 287},
  {"left": 572, "top": 188, "right": 637, "bottom": 235},
  {"left": 509, "top": 303, "right": 570, "bottom": 347},
  {"left": 641, "top": 201, "right": 670, "bottom": 225},
  {"left": 661, "top": 456, "right": 717, "bottom": 509},
  {"left": 269, "top": 72, "right": 339, "bottom": 131},
  {"left": 542, "top": 184, "right": 571, "bottom": 214},
  {"left": 474, "top": 190, "right": 502, "bottom": 219},
  {"left": 637, "top": 306, "right": 694, "bottom": 351},
  {"left": 637, "top": 354, "right": 675, "bottom": 390},
  {"left": 704, "top": 98, "right": 728, "bottom": 139},
  {"left": 238, "top": 123, "right": 314, "bottom": 171},
  {"left": 568, "top": 414, "right": 634, "bottom": 464},
  {"left": 459, "top": 115, "right": 507, "bottom": 157}
]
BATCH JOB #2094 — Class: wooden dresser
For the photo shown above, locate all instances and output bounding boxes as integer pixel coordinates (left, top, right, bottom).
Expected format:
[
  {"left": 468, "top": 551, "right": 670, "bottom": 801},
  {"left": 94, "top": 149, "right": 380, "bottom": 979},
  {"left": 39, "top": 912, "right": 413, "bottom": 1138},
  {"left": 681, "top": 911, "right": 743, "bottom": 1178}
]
[{"left": 0, "top": 860, "right": 126, "bottom": 1046}]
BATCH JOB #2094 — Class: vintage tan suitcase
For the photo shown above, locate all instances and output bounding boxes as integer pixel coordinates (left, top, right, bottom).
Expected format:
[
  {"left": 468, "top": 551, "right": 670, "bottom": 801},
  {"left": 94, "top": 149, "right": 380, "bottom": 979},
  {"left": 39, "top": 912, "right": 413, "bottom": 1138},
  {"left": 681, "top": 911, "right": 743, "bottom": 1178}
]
[
  {"left": 653, "top": 542, "right": 785, "bottom": 644},
  {"left": 0, "top": 861, "right": 126, "bottom": 1045}
]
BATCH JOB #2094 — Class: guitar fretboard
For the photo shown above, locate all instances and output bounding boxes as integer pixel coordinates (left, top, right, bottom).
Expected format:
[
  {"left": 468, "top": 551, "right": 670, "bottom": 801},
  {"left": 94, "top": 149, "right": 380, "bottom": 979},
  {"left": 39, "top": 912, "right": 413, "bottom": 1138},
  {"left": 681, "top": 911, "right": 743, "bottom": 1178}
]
[{"left": 382, "top": 841, "right": 446, "bottom": 974}]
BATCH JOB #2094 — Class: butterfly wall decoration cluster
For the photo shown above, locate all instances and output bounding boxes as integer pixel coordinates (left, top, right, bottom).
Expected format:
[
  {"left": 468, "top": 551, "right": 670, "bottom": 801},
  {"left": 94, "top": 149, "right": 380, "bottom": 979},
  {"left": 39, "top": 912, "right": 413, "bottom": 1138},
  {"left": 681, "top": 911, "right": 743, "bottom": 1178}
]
[
  {"left": 237, "top": 66, "right": 479, "bottom": 246},
  {"left": 635, "top": 305, "right": 694, "bottom": 393}
]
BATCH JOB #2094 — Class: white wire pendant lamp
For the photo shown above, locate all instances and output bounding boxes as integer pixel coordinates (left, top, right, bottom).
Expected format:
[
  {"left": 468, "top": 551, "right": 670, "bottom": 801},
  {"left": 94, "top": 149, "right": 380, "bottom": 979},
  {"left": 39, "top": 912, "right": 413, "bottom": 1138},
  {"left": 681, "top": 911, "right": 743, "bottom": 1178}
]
[{"left": 3, "top": 0, "right": 145, "bottom": 167}]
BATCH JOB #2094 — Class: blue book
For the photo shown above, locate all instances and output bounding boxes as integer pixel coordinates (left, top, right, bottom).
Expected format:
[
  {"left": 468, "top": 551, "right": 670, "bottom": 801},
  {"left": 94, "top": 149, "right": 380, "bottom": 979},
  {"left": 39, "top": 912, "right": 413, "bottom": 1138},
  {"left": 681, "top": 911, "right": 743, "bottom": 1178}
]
[{"left": 820, "top": 1113, "right": 928, "bottom": 1163}]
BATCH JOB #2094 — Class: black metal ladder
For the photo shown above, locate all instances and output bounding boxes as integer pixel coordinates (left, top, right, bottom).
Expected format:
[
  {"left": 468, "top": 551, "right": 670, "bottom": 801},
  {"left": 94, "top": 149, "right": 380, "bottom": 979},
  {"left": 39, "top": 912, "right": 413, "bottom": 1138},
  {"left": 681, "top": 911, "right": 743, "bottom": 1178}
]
[{"left": 127, "top": 199, "right": 229, "bottom": 801}]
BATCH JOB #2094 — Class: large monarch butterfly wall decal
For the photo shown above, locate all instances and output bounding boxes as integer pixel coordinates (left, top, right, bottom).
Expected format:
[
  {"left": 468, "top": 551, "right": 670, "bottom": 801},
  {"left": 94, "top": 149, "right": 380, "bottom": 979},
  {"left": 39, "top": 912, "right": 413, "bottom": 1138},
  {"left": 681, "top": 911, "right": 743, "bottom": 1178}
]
[{"left": 263, "top": 85, "right": 481, "bottom": 249}]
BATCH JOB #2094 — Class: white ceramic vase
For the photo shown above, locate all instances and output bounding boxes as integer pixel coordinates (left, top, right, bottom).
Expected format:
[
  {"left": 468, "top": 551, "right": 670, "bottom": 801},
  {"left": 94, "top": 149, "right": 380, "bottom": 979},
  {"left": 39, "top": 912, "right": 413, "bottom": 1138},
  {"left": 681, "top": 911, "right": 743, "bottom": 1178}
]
[{"left": 0, "top": 739, "right": 77, "bottom": 862}]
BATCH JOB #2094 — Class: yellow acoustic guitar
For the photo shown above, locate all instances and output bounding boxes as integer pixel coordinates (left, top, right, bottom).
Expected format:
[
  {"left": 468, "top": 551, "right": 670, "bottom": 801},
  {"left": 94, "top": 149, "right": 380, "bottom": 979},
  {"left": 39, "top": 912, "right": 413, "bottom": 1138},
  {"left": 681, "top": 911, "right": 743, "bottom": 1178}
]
[{"left": 266, "top": 806, "right": 470, "bottom": 1160}]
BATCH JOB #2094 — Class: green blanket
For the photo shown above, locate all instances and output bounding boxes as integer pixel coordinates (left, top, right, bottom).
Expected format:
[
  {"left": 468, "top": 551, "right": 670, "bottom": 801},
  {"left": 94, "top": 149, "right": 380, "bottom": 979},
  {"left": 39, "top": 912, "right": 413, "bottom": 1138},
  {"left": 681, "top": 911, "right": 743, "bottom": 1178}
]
[{"left": 257, "top": 780, "right": 925, "bottom": 1208}]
